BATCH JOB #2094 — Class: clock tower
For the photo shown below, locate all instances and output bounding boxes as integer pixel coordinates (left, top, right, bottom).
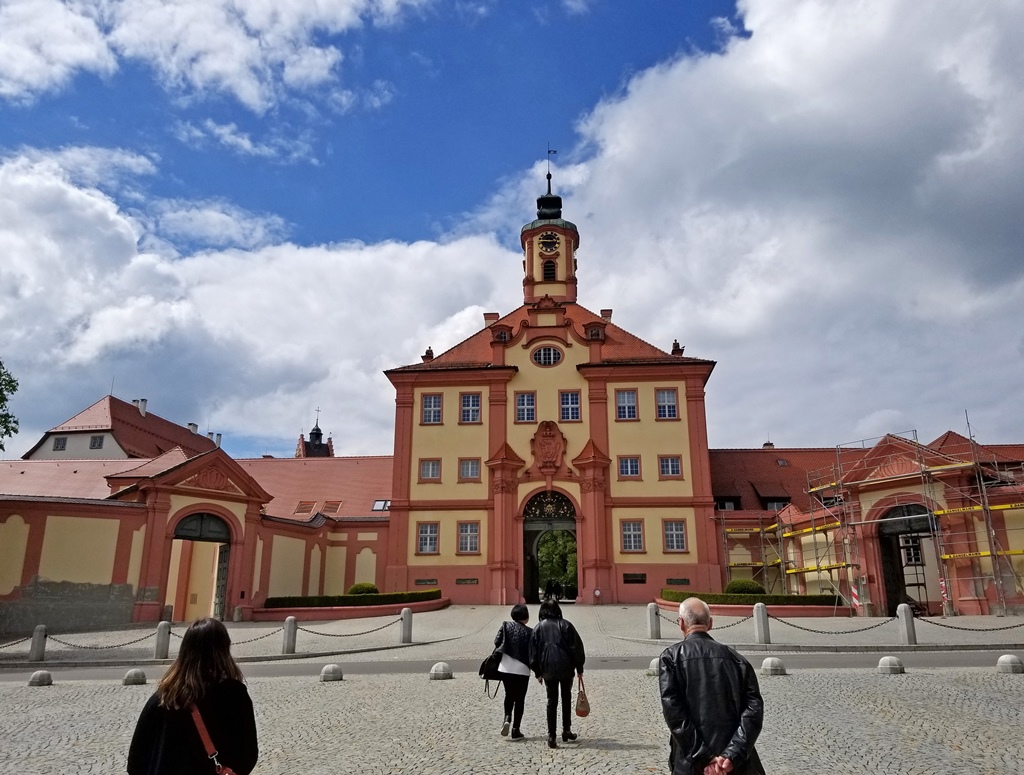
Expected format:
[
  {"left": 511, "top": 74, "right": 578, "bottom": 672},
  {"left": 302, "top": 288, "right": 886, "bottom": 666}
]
[{"left": 521, "top": 173, "right": 580, "bottom": 304}]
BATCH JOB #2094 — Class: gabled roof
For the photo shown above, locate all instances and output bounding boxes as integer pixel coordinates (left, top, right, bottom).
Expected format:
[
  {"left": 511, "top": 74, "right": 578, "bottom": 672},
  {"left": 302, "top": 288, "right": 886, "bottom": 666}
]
[
  {"left": 22, "top": 395, "right": 217, "bottom": 459},
  {"left": 387, "top": 302, "right": 714, "bottom": 372},
  {"left": 927, "top": 431, "right": 1024, "bottom": 465},
  {"left": 0, "top": 459, "right": 151, "bottom": 499}
]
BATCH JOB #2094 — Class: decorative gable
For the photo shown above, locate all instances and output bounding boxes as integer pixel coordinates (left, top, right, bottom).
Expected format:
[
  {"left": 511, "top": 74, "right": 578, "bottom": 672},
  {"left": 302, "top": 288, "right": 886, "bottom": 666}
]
[{"left": 178, "top": 464, "right": 246, "bottom": 495}]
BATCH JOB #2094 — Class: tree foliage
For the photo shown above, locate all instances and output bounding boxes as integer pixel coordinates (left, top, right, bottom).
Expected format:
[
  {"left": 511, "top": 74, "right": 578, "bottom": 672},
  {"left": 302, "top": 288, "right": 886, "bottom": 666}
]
[
  {"left": 0, "top": 360, "right": 18, "bottom": 452},
  {"left": 538, "top": 529, "right": 577, "bottom": 590}
]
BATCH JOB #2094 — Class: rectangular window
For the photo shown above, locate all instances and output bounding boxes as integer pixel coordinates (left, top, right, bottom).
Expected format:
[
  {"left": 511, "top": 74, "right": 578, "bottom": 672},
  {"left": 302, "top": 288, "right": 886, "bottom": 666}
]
[
  {"left": 615, "top": 389, "right": 638, "bottom": 420},
  {"left": 618, "top": 456, "right": 641, "bottom": 478},
  {"left": 716, "top": 498, "right": 740, "bottom": 511},
  {"left": 658, "top": 455, "right": 682, "bottom": 479},
  {"left": 421, "top": 394, "right": 442, "bottom": 424},
  {"left": 664, "top": 520, "right": 687, "bottom": 552},
  {"left": 515, "top": 392, "right": 536, "bottom": 423},
  {"left": 419, "top": 459, "right": 441, "bottom": 481},
  {"left": 764, "top": 499, "right": 789, "bottom": 511},
  {"left": 371, "top": 499, "right": 390, "bottom": 512},
  {"left": 89, "top": 435, "right": 104, "bottom": 450},
  {"left": 417, "top": 523, "right": 439, "bottom": 554},
  {"left": 321, "top": 500, "right": 342, "bottom": 514},
  {"left": 460, "top": 393, "right": 481, "bottom": 424},
  {"left": 458, "top": 522, "right": 480, "bottom": 554},
  {"left": 656, "top": 389, "right": 678, "bottom": 419},
  {"left": 458, "top": 458, "right": 481, "bottom": 482},
  {"left": 559, "top": 390, "right": 581, "bottom": 422},
  {"left": 900, "top": 535, "right": 923, "bottom": 565},
  {"left": 52, "top": 437, "right": 67, "bottom": 451},
  {"left": 621, "top": 520, "right": 644, "bottom": 552},
  {"left": 294, "top": 501, "right": 316, "bottom": 515}
]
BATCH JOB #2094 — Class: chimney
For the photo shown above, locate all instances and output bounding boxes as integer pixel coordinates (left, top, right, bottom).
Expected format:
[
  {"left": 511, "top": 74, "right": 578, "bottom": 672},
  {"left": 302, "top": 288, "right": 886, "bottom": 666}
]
[
  {"left": 671, "top": 339, "right": 685, "bottom": 356},
  {"left": 215, "top": 433, "right": 222, "bottom": 448},
  {"left": 207, "top": 432, "right": 215, "bottom": 440},
  {"left": 138, "top": 398, "right": 147, "bottom": 416},
  {"left": 262, "top": 454, "right": 274, "bottom": 459},
  {"left": 483, "top": 312, "right": 499, "bottom": 326},
  {"left": 132, "top": 399, "right": 140, "bottom": 408},
  {"left": 421, "top": 347, "right": 434, "bottom": 362},
  {"left": 188, "top": 422, "right": 198, "bottom": 434},
  {"left": 762, "top": 441, "right": 775, "bottom": 449},
  {"left": 600, "top": 309, "right": 613, "bottom": 322}
]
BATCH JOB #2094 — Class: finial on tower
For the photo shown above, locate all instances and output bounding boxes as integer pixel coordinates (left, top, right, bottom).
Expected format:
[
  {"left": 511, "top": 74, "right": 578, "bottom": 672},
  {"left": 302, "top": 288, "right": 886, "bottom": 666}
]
[{"left": 537, "top": 146, "right": 562, "bottom": 220}]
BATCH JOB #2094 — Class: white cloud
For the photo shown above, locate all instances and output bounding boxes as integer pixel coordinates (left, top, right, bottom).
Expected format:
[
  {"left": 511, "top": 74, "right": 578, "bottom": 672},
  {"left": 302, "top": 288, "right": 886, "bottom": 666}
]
[
  {"left": 173, "top": 120, "right": 316, "bottom": 163},
  {"left": 149, "top": 199, "right": 290, "bottom": 250}
]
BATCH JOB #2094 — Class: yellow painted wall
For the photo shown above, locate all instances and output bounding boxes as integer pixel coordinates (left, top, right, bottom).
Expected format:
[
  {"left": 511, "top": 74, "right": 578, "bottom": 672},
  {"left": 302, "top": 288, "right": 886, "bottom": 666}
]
[
  {"left": 410, "top": 385, "right": 490, "bottom": 500},
  {"left": 324, "top": 545, "right": 348, "bottom": 595},
  {"left": 169, "top": 495, "right": 246, "bottom": 537},
  {"left": 253, "top": 536, "right": 264, "bottom": 596},
  {"left": 307, "top": 545, "right": 322, "bottom": 596},
  {"left": 353, "top": 547, "right": 377, "bottom": 584},
  {"left": 165, "top": 540, "right": 183, "bottom": 608},
  {"left": 268, "top": 535, "right": 305, "bottom": 597},
  {"left": 611, "top": 508, "right": 697, "bottom": 564},
  {"left": 0, "top": 515, "right": 29, "bottom": 595},
  {"left": 38, "top": 516, "right": 119, "bottom": 584},
  {"left": 183, "top": 541, "right": 219, "bottom": 621},
  {"left": 407, "top": 509, "right": 489, "bottom": 566},
  {"left": 127, "top": 525, "right": 146, "bottom": 592},
  {"left": 357, "top": 532, "right": 378, "bottom": 541},
  {"left": 1003, "top": 508, "right": 1024, "bottom": 586}
]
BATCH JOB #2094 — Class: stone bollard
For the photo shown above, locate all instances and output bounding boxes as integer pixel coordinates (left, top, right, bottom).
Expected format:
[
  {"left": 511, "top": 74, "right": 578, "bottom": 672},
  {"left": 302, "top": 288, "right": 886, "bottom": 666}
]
[
  {"left": 399, "top": 608, "right": 413, "bottom": 644},
  {"left": 429, "top": 661, "right": 453, "bottom": 680},
  {"left": 877, "top": 656, "right": 905, "bottom": 674},
  {"left": 233, "top": 607, "right": 243, "bottom": 623},
  {"left": 29, "top": 625, "right": 47, "bottom": 662},
  {"left": 997, "top": 655, "right": 1023, "bottom": 674},
  {"left": 647, "top": 603, "right": 662, "bottom": 640},
  {"left": 154, "top": 621, "right": 171, "bottom": 660},
  {"left": 28, "top": 670, "right": 52, "bottom": 686},
  {"left": 761, "top": 657, "right": 787, "bottom": 676},
  {"left": 753, "top": 603, "right": 770, "bottom": 645},
  {"left": 896, "top": 604, "right": 917, "bottom": 646},
  {"left": 283, "top": 616, "right": 298, "bottom": 655},
  {"left": 320, "top": 664, "right": 344, "bottom": 682},
  {"left": 123, "top": 669, "right": 147, "bottom": 685},
  {"left": 646, "top": 658, "right": 660, "bottom": 677}
]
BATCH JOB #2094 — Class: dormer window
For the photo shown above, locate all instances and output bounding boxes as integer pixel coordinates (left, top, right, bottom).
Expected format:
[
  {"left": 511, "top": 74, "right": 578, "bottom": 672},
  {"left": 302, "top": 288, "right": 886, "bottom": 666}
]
[
  {"left": 543, "top": 260, "right": 557, "bottom": 281},
  {"left": 587, "top": 327, "right": 604, "bottom": 341},
  {"left": 496, "top": 331, "right": 508, "bottom": 342}
]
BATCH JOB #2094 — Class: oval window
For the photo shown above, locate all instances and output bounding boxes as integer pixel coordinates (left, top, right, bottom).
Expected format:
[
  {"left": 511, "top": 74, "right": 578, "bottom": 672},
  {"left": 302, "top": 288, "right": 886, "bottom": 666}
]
[{"left": 532, "top": 346, "right": 563, "bottom": 366}]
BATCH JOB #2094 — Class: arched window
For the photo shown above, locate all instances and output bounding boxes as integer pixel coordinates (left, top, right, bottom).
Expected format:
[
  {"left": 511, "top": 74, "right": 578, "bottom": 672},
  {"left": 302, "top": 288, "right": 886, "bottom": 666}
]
[
  {"left": 543, "top": 260, "right": 557, "bottom": 281},
  {"left": 174, "top": 513, "right": 231, "bottom": 542}
]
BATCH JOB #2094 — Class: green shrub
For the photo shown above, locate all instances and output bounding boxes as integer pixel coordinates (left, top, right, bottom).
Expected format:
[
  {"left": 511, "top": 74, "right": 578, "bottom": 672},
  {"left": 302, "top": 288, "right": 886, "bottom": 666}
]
[
  {"left": 660, "top": 589, "right": 842, "bottom": 606},
  {"left": 347, "top": 582, "right": 380, "bottom": 595},
  {"left": 264, "top": 588, "right": 442, "bottom": 609},
  {"left": 725, "top": 579, "right": 766, "bottom": 595}
]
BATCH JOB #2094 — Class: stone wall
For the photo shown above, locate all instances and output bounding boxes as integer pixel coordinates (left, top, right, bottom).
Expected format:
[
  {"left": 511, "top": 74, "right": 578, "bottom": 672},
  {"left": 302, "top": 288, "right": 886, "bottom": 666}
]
[{"left": 0, "top": 578, "right": 135, "bottom": 635}]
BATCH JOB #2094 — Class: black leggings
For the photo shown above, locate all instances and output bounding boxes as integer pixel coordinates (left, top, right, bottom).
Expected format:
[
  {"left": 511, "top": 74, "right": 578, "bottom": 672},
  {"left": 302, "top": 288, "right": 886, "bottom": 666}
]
[
  {"left": 544, "top": 676, "right": 574, "bottom": 736},
  {"left": 502, "top": 674, "right": 529, "bottom": 729}
]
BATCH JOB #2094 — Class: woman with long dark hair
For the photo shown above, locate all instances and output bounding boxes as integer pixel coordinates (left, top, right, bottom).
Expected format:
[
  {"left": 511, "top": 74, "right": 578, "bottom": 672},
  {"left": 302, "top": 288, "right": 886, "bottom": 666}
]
[
  {"left": 529, "top": 598, "right": 586, "bottom": 749},
  {"left": 494, "top": 603, "right": 532, "bottom": 740},
  {"left": 128, "top": 617, "right": 258, "bottom": 775}
]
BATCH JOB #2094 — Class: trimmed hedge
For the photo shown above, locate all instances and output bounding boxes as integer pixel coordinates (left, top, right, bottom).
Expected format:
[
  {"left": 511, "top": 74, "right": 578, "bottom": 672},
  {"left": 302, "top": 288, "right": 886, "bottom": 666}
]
[
  {"left": 661, "top": 589, "right": 842, "bottom": 606},
  {"left": 265, "top": 588, "right": 442, "bottom": 609},
  {"left": 725, "top": 579, "right": 767, "bottom": 595},
  {"left": 347, "top": 582, "right": 380, "bottom": 595}
]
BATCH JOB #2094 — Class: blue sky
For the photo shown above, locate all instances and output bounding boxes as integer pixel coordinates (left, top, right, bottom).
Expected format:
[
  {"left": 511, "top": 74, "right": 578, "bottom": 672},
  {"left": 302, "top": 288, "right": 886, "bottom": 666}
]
[{"left": 2, "top": 0, "right": 1023, "bottom": 460}]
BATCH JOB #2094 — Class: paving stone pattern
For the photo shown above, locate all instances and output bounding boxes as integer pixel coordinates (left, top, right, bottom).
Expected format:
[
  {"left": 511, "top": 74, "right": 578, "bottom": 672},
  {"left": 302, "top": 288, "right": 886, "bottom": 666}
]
[{"left": 1, "top": 668, "right": 1022, "bottom": 775}]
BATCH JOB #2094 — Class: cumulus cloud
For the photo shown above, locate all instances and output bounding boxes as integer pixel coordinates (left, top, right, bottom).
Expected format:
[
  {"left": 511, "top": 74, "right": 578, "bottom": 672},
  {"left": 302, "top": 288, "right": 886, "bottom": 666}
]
[{"left": 173, "top": 120, "right": 316, "bottom": 162}]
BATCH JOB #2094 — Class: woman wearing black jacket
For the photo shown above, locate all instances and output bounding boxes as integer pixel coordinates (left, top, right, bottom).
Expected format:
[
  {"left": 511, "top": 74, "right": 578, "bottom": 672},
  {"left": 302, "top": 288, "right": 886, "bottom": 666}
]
[
  {"left": 494, "top": 603, "right": 532, "bottom": 740},
  {"left": 529, "top": 598, "right": 586, "bottom": 748}
]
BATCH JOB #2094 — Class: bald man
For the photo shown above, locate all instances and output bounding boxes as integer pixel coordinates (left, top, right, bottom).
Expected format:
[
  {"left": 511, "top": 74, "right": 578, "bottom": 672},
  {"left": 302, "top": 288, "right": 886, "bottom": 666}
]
[{"left": 658, "top": 597, "right": 765, "bottom": 775}]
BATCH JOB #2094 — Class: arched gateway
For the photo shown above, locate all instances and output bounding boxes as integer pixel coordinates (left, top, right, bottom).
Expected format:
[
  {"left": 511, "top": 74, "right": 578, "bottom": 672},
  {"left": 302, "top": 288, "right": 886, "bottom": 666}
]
[
  {"left": 522, "top": 491, "right": 578, "bottom": 604},
  {"left": 171, "top": 512, "right": 232, "bottom": 621}
]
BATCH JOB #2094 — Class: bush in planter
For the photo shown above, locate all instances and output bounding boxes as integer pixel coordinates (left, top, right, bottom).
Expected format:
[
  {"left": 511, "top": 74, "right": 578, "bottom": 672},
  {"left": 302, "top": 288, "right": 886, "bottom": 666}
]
[
  {"left": 348, "top": 582, "right": 380, "bottom": 595},
  {"left": 725, "top": 579, "right": 766, "bottom": 595},
  {"left": 660, "top": 589, "right": 842, "bottom": 606},
  {"left": 264, "top": 588, "right": 441, "bottom": 608}
]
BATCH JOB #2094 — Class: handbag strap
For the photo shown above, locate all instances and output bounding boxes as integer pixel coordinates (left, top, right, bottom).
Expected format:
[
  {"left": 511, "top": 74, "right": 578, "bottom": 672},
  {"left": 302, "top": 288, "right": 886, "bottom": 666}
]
[
  {"left": 578, "top": 674, "right": 585, "bottom": 692},
  {"left": 190, "top": 704, "right": 224, "bottom": 771}
]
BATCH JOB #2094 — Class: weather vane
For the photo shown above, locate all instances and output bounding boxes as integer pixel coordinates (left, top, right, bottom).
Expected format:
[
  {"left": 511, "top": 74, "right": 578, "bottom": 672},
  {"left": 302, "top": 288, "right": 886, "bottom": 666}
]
[{"left": 547, "top": 144, "right": 557, "bottom": 175}]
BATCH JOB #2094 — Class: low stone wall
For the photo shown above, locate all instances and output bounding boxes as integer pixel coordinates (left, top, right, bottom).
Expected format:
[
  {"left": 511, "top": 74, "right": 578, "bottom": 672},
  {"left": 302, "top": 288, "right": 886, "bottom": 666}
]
[
  {"left": 252, "top": 596, "right": 451, "bottom": 621},
  {"left": 0, "top": 580, "right": 136, "bottom": 635},
  {"left": 656, "top": 598, "right": 855, "bottom": 617}
]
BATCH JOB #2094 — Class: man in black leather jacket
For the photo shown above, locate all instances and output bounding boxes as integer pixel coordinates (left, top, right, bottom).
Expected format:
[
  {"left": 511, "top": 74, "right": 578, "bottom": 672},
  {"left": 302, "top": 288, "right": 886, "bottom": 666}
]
[{"left": 659, "top": 598, "right": 765, "bottom": 775}]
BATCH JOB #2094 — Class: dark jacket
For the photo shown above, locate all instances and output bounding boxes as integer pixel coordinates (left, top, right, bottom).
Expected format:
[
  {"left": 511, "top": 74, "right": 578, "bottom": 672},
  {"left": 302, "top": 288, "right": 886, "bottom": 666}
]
[
  {"left": 495, "top": 620, "right": 532, "bottom": 665},
  {"left": 127, "top": 678, "right": 258, "bottom": 775},
  {"left": 529, "top": 617, "right": 585, "bottom": 681},
  {"left": 659, "top": 632, "right": 764, "bottom": 775}
]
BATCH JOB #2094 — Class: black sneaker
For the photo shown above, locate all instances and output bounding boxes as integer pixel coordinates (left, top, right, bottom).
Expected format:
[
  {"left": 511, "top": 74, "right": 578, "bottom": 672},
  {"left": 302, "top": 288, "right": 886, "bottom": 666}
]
[{"left": 500, "top": 718, "right": 511, "bottom": 736}]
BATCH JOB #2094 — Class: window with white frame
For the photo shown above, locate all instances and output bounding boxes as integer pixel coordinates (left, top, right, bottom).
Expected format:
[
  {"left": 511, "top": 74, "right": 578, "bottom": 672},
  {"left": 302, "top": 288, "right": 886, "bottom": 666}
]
[
  {"left": 459, "top": 458, "right": 480, "bottom": 481},
  {"left": 560, "top": 391, "right": 581, "bottom": 421},
  {"left": 417, "top": 523, "right": 439, "bottom": 554},
  {"left": 461, "top": 393, "right": 481, "bottom": 423},
  {"left": 458, "top": 522, "right": 480, "bottom": 553},
  {"left": 621, "top": 520, "right": 644, "bottom": 551},
  {"left": 656, "top": 389, "right": 678, "bottom": 419},
  {"left": 616, "top": 389, "right": 637, "bottom": 420},
  {"left": 419, "top": 459, "right": 441, "bottom": 480},
  {"left": 422, "top": 394, "right": 442, "bottom": 424},
  {"left": 619, "top": 456, "right": 640, "bottom": 477},
  {"left": 900, "top": 535, "right": 923, "bottom": 565},
  {"left": 659, "top": 456, "right": 682, "bottom": 478},
  {"left": 664, "top": 520, "right": 687, "bottom": 551},
  {"left": 515, "top": 392, "right": 536, "bottom": 422},
  {"left": 532, "top": 346, "right": 563, "bottom": 366}
]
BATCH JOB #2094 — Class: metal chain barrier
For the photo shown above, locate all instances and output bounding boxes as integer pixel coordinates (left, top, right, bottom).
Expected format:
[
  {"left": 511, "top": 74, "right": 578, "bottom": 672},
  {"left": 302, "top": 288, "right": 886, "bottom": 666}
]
[
  {"left": 658, "top": 612, "right": 753, "bottom": 630},
  {"left": 0, "top": 636, "right": 31, "bottom": 650},
  {"left": 229, "top": 627, "right": 284, "bottom": 645},
  {"left": 767, "top": 615, "right": 896, "bottom": 635},
  {"left": 916, "top": 617, "right": 1024, "bottom": 633},
  {"left": 47, "top": 631, "right": 156, "bottom": 650},
  {"left": 169, "top": 630, "right": 184, "bottom": 639},
  {"left": 298, "top": 617, "right": 402, "bottom": 638}
]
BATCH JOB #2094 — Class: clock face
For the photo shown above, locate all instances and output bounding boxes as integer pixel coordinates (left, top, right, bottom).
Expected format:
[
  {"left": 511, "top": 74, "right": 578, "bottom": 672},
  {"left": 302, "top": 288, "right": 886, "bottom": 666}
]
[{"left": 538, "top": 232, "right": 559, "bottom": 253}]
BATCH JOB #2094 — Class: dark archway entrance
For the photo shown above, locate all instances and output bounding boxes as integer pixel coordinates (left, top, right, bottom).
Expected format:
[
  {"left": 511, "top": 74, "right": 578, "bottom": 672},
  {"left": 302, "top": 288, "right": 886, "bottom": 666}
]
[
  {"left": 172, "top": 513, "right": 232, "bottom": 621},
  {"left": 522, "top": 491, "right": 577, "bottom": 604},
  {"left": 877, "top": 504, "right": 934, "bottom": 616}
]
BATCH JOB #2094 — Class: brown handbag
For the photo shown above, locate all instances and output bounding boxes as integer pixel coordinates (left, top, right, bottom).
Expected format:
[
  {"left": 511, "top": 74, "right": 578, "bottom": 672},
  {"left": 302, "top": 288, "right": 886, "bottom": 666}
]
[
  {"left": 575, "top": 674, "right": 590, "bottom": 717},
  {"left": 190, "top": 704, "right": 238, "bottom": 775}
]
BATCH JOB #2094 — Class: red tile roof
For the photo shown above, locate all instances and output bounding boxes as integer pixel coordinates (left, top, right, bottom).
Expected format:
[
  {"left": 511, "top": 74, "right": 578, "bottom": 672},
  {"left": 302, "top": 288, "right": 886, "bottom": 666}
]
[{"left": 0, "top": 459, "right": 146, "bottom": 499}]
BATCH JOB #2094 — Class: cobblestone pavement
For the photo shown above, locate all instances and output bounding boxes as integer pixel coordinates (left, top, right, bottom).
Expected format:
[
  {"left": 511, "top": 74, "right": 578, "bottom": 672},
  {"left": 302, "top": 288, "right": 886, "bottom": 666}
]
[
  {"left": 1, "top": 667, "right": 1022, "bottom": 774},
  {"left": 3, "top": 606, "right": 1024, "bottom": 665}
]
